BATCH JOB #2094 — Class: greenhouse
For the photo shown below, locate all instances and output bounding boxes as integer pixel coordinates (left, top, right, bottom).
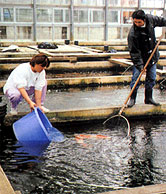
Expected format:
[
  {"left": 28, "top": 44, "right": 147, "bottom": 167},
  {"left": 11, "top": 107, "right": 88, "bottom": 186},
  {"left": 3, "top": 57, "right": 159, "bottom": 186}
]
[{"left": 0, "top": 0, "right": 165, "bottom": 41}]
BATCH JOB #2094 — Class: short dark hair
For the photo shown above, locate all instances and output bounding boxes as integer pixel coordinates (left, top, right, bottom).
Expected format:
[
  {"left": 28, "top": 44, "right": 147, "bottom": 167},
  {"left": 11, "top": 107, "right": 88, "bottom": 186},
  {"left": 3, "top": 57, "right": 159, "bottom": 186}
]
[
  {"left": 30, "top": 53, "right": 50, "bottom": 68},
  {"left": 132, "top": 10, "right": 146, "bottom": 20}
]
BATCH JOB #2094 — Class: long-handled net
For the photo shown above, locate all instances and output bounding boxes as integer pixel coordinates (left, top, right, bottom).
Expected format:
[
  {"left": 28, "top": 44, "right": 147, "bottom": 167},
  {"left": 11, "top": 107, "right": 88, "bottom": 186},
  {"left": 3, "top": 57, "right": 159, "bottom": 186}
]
[
  {"left": 103, "top": 114, "right": 130, "bottom": 136},
  {"left": 103, "top": 33, "right": 164, "bottom": 136}
]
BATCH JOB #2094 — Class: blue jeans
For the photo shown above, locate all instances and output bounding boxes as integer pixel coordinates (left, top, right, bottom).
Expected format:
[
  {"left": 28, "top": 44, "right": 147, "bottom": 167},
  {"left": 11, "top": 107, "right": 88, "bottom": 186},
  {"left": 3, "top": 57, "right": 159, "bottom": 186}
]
[{"left": 130, "top": 64, "right": 156, "bottom": 90}]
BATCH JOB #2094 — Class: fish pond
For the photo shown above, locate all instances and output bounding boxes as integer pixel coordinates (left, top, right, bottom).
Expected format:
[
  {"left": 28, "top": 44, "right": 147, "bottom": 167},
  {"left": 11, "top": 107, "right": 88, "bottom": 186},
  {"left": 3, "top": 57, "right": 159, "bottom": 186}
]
[
  {"left": 0, "top": 86, "right": 166, "bottom": 194},
  {"left": 1, "top": 118, "right": 166, "bottom": 194}
]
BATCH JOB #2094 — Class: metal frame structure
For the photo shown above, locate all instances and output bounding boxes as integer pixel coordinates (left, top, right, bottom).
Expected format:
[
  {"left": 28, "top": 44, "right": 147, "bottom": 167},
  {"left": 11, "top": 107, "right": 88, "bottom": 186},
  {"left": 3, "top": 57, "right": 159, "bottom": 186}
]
[{"left": 0, "top": 0, "right": 165, "bottom": 41}]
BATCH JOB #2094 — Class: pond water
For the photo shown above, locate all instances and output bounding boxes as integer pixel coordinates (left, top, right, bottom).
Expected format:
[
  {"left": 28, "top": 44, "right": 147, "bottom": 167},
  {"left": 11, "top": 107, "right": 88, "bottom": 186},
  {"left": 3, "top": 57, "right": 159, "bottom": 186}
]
[
  {"left": 0, "top": 86, "right": 166, "bottom": 194},
  {"left": 0, "top": 117, "right": 166, "bottom": 194}
]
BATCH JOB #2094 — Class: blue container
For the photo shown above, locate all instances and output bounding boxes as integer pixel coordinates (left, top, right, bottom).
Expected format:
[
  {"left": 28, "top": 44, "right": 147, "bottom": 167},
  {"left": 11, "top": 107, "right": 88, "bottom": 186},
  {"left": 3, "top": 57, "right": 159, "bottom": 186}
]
[{"left": 13, "top": 107, "right": 64, "bottom": 142}]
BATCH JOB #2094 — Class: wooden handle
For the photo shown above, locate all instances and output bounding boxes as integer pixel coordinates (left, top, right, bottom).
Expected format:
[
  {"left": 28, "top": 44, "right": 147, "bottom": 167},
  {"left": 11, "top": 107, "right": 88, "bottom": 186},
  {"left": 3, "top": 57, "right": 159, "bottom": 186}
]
[{"left": 119, "top": 33, "right": 164, "bottom": 115}]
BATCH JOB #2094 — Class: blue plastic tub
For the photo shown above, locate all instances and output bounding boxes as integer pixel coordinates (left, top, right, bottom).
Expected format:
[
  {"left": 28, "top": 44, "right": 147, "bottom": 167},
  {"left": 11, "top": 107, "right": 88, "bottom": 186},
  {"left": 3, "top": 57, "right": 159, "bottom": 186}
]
[{"left": 13, "top": 107, "right": 64, "bottom": 142}]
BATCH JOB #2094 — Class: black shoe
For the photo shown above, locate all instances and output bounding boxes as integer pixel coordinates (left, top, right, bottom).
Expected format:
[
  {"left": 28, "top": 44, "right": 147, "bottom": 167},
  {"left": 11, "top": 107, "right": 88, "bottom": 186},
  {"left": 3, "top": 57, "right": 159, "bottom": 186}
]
[
  {"left": 145, "top": 99, "right": 160, "bottom": 106},
  {"left": 128, "top": 99, "right": 135, "bottom": 108},
  {"left": 127, "top": 89, "right": 137, "bottom": 108},
  {"left": 145, "top": 89, "right": 160, "bottom": 106}
]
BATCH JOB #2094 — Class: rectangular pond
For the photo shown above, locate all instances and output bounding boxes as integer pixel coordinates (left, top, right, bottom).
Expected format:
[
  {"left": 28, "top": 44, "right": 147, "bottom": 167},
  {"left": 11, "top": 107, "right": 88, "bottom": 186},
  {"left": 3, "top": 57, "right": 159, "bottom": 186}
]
[
  {"left": 0, "top": 117, "right": 166, "bottom": 194},
  {"left": 0, "top": 86, "right": 166, "bottom": 193}
]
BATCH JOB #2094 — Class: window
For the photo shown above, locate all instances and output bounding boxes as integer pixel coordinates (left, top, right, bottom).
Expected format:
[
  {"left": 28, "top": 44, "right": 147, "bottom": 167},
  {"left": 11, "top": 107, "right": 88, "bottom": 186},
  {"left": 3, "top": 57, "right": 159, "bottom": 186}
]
[
  {"left": 16, "top": 8, "right": 33, "bottom": 22},
  {"left": 17, "top": 26, "right": 32, "bottom": 39},
  {"left": 54, "top": 9, "right": 69, "bottom": 22},
  {"left": 36, "top": 0, "right": 69, "bottom": 5},
  {"left": 3, "top": 8, "right": 14, "bottom": 22},
  {"left": 89, "top": 27, "right": 104, "bottom": 40},
  {"left": 121, "top": 0, "right": 138, "bottom": 7},
  {"left": 0, "top": 26, "right": 7, "bottom": 39},
  {"left": 74, "top": 0, "right": 104, "bottom": 5},
  {"left": 2, "top": 0, "right": 31, "bottom": 4},
  {"left": 74, "top": 10, "right": 88, "bottom": 23},
  {"left": 74, "top": 26, "right": 88, "bottom": 40},
  {"left": 108, "top": 10, "right": 119, "bottom": 23},
  {"left": 37, "top": 9, "right": 53, "bottom": 22},
  {"left": 123, "top": 11, "right": 133, "bottom": 24},
  {"left": 92, "top": 10, "right": 104, "bottom": 22},
  {"left": 123, "top": 27, "right": 131, "bottom": 38},
  {"left": 108, "top": 27, "right": 121, "bottom": 39},
  {"left": 37, "top": 26, "right": 52, "bottom": 40},
  {"left": 88, "top": 0, "right": 104, "bottom": 5},
  {"left": 61, "top": 0, "right": 70, "bottom": 4},
  {"left": 144, "top": 10, "right": 163, "bottom": 16},
  {"left": 74, "top": 0, "right": 88, "bottom": 5},
  {"left": 108, "top": 0, "right": 121, "bottom": 6},
  {"left": 62, "top": 27, "right": 67, "bottom": 39},
  {"left": 54, "top": 10, "right": 63, "bottom": 22},
  {"left": 0, "top": 26, "right": 15, "bottom": 39},
  {"left": 54, "top": 26, "right": 69, "bottom": 39},
  {"left": 141, "top": 0, "right": 164, "bottom": 8}
]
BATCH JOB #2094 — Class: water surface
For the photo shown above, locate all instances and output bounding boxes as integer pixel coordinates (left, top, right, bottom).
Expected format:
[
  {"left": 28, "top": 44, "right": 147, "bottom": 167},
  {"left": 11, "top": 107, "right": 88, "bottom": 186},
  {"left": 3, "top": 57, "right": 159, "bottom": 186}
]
[
  {"left": 1, "top": 117, "right": 166, "bottom": 194},
  {"left": 0, "top": 86, "right": 166, "bottom": 193}
]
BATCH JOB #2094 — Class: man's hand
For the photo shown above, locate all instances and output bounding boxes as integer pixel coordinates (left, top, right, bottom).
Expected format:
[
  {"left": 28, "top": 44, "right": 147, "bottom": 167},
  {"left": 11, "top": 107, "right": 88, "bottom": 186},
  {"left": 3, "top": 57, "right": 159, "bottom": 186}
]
[
  {"left": 136, "top": 65, "right": 144, "bottom": 72},
  {"left": 18, "top": 88, "right": 37, "bottom": 112},
  {"left": 29, "top": 101, "right": 37, "bottom": 112}
]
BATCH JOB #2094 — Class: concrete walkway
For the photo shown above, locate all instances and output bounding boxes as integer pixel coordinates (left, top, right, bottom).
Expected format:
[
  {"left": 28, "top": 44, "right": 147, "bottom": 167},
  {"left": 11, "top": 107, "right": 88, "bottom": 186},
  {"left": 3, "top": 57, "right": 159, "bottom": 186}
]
[
  {"left": 0, "top": 166, "right": 21, "bottom": 194},
  {"left": 3, "top": 86, "right": 166, "bottom": 126},
  {"left": 3, "top": 103, "right": 166, "bottom": 126}
]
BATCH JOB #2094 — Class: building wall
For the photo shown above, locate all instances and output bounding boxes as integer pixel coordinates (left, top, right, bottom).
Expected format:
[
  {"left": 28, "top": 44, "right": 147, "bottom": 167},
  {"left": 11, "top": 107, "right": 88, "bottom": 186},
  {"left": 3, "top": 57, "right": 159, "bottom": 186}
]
[{"left": 0, "top": 0, "right": 165, "bottom": 41}]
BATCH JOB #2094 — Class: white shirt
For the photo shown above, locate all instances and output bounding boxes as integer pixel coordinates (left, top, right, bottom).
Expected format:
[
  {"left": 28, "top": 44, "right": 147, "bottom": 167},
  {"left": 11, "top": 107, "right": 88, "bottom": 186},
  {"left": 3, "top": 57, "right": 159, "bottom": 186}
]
[{"left": 3, "top": 62, "right": 46, "bottom": 93}]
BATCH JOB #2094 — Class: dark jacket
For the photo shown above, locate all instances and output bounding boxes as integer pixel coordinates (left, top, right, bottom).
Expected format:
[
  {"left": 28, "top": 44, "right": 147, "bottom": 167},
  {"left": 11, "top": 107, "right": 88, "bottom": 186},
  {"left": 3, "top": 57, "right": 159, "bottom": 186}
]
[{"left": 128, "top": 14, "right": 166, "bottom": 68}]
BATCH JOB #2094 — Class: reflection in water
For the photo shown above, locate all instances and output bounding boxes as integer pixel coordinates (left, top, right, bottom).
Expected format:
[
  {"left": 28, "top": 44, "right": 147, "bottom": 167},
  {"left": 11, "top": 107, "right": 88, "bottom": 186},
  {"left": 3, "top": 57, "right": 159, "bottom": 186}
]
[
  {"left": 14, "top": 141, "right": 50, "bottom": 163},
  {"left": 128, "top": 126, "right": 155, "bottom": 187},
  {"left": 1, "top": 120, "right": 166, "bottom": 193},
  {"left": 127, "top": 119, "right": 166, "bottom": 188}
]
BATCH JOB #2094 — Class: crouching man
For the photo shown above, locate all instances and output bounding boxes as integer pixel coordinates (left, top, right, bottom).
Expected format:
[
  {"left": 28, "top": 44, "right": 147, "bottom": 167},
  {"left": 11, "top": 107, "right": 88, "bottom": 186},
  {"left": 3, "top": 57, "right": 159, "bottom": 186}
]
[{"left": 4, "top": 53, "right": 50, "bottom": 114}]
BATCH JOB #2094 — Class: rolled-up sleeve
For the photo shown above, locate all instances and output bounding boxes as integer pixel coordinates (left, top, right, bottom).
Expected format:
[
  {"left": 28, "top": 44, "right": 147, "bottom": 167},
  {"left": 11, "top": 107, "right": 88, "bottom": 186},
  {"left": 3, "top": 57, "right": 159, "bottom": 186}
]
[
  {"left": 13, "top": 72, "right": 27, "bottom": 89},
  {"left": 35, "top": 70, "right": 46, "bottom": 91}
]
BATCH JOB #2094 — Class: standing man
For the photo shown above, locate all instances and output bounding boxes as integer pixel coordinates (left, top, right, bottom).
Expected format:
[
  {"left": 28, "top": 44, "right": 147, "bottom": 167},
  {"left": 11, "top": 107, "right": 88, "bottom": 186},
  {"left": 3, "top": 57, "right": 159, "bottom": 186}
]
[{"left": 127, "top": 10, "right": 166, "bottom": 107}]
